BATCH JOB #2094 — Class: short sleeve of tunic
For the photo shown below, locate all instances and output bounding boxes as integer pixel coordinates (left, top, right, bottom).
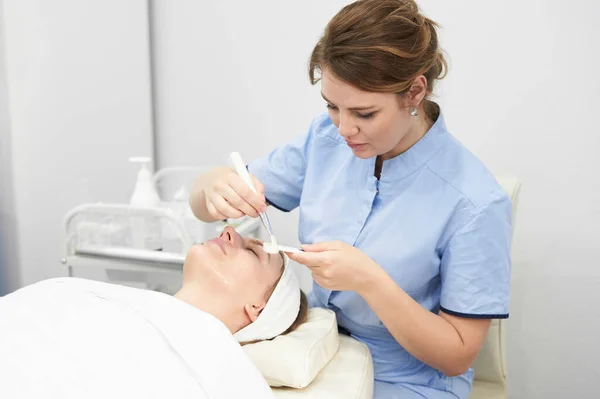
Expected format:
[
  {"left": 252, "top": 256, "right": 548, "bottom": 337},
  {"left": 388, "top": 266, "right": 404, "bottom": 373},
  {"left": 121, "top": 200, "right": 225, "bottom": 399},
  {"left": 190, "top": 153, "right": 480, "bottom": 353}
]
[{"left": 440, "top": 190, "right": 512, "bottom": 318}]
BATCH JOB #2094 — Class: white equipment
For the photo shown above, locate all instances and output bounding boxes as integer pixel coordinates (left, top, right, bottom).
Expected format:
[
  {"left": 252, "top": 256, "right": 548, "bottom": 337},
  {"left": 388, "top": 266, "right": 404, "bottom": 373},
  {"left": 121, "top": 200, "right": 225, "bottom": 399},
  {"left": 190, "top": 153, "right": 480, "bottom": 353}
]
[{"left": 61, "top": 166, "right": 262, "bottom": 293}]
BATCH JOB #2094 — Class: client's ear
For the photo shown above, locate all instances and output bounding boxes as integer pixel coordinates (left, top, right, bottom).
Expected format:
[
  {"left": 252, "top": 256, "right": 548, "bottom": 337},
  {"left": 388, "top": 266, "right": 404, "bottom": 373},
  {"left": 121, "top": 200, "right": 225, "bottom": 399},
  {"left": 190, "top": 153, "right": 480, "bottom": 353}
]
[{"left": 244, "top": 301, "right": 267, "bottom": 322}]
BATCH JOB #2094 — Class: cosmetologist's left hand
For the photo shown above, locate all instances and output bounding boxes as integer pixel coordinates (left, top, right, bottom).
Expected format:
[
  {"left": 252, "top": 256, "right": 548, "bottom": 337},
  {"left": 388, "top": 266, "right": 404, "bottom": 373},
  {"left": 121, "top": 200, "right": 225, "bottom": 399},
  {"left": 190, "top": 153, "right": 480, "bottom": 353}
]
[{"left": 286, "top": 241, "right": 383, "bottom": 293}]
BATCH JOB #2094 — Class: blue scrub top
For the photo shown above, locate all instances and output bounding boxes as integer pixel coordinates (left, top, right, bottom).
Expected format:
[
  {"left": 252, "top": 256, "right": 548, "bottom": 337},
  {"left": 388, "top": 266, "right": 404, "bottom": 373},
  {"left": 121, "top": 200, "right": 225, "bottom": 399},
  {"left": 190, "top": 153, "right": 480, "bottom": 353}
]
[{"left": 248, "top": 110, "right": 512, "bottom": 399}]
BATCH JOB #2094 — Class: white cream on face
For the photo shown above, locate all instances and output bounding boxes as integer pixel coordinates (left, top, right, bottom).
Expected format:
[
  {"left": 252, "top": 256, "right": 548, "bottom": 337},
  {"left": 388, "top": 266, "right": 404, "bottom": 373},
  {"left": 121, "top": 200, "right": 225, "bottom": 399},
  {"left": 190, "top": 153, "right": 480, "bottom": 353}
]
[
  {"left": 263, "top": 242, "right": 279, "bottom": 254},
  {"left": 211, "top": 263, "right": 232, "bottom": 286}
]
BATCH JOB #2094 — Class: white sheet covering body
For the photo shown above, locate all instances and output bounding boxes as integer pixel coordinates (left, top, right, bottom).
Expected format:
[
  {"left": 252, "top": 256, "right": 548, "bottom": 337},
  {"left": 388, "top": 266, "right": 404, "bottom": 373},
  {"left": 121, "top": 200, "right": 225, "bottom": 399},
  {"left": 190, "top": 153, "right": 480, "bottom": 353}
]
[{"left": 0, "top": 278, "right": 274, "bottom": 399}]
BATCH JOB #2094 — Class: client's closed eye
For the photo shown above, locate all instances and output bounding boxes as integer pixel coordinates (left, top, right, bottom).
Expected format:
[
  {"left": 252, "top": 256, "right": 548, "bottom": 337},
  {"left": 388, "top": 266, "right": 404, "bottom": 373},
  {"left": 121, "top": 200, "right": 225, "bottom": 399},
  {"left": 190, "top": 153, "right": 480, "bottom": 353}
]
[
  {"left": 244, "top": 241, "right": 262, "bottom": 259},
  {"left": 245, "top": 239, "right": 272, "bottom": 263}
]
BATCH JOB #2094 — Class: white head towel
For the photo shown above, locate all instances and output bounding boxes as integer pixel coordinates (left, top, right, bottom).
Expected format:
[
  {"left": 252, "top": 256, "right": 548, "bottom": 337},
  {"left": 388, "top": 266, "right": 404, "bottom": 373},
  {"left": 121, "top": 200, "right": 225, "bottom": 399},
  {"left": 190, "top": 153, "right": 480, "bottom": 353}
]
[{"left": 234, "top": 253, "right": 301, "bottom": 343}]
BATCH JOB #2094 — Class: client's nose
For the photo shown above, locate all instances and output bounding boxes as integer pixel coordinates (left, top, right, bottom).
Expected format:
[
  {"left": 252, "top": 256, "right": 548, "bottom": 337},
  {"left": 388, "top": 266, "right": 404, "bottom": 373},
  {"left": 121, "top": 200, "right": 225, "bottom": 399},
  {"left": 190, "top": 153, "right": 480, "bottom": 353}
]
[{"left": 219, "top": 226, "right": 241, "bottom": 248}]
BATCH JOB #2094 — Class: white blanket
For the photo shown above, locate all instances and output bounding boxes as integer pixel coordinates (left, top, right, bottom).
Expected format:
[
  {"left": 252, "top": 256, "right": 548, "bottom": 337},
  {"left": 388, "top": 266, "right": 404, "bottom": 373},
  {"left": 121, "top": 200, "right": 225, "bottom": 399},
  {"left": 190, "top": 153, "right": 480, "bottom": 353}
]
[{"left": 0, "top": 278, "right": 274, "bottom": 399}]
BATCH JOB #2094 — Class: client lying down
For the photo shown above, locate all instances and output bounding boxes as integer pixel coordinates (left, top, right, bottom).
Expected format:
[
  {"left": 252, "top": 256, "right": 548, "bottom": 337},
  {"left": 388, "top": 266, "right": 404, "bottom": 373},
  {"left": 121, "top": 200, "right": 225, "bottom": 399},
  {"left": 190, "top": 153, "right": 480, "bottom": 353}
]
[{"left": 0, "top": 226, "right": 308, "bottom": 399}]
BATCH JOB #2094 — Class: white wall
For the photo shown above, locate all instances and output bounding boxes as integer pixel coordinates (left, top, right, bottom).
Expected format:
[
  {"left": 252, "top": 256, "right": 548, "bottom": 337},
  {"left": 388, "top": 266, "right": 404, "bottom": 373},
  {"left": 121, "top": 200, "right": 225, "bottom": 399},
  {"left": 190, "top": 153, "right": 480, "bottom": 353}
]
[
  {"left": 152, "top": 1, "right": 600, "bottom": 398},
  {"left": 0, "top": 0, "right": 21, "bottom": 296},
  {"left": 416, "top": 1, "right": 600, "bottom": 398},
  {"left": 2, "top": 0, "right": 154, "bottom": 289},
  {"left": 150, "top": 0, "right": 350, "bottom": 291}
]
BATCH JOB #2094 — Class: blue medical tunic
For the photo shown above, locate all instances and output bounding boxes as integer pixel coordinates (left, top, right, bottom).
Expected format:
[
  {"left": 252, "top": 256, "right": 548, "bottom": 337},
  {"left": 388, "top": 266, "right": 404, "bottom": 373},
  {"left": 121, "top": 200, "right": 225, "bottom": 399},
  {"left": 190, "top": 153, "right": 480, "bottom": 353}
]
[{"left": 248, "top": 110, "right": 512, "bottom": 399}]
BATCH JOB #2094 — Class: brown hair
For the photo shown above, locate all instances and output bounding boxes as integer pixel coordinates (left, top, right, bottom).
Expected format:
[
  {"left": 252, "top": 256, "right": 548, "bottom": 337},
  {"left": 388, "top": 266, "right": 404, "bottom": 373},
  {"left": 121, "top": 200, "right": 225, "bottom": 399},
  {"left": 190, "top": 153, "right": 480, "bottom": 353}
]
[
  {"left": 309, "top": 0, "right": 448, "bottom": 121},
  {"left": 282, "top": 290, "right": 309, "bottom": 335}
]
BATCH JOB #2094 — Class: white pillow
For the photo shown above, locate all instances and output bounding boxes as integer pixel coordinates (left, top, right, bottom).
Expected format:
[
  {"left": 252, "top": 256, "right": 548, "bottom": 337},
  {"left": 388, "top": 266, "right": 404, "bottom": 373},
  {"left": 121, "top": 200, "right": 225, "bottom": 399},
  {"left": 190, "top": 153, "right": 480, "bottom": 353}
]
[{"left": 241, "top": 307, "right": 340, "bottom": 388}]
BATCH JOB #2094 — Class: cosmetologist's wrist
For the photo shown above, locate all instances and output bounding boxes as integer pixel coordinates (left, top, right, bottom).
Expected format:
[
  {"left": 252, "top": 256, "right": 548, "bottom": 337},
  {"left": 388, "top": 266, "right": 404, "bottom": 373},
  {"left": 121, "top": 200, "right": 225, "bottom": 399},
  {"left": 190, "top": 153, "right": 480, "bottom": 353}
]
[{"left": 357, "top": 261, "right": 387, "bottom": 297}]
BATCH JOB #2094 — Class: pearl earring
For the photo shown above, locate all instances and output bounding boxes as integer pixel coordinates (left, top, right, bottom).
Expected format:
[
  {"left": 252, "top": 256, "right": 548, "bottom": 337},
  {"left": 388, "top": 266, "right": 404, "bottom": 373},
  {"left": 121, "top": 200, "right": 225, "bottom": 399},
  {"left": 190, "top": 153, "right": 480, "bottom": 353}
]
[{"left": 410, "top": 107, "right": 419, "bottom": 116}]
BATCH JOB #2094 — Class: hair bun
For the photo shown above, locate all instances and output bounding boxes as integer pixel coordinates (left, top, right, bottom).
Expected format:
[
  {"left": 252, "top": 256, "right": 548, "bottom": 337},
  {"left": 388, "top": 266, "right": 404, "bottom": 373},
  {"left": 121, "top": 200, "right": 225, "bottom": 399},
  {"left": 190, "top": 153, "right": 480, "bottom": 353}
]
[{"left": 309, "top": 0, "right": 448, "bottom": 103}]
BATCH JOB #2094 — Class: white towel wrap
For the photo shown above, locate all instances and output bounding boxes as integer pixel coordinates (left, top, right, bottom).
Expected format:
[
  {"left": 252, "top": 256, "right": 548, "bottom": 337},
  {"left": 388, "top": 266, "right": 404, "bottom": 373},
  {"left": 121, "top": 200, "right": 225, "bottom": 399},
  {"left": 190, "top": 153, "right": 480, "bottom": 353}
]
[{"left": 234, "top": 253, "right": 301, "bottom": 343}]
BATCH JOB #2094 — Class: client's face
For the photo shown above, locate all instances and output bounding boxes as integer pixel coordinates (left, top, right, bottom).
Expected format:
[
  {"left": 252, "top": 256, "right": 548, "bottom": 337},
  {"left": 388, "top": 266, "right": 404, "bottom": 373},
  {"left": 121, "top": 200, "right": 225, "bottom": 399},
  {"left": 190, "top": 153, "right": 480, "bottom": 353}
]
[{"left": 182, "top": 226, "right": 284, "bottom": 322}]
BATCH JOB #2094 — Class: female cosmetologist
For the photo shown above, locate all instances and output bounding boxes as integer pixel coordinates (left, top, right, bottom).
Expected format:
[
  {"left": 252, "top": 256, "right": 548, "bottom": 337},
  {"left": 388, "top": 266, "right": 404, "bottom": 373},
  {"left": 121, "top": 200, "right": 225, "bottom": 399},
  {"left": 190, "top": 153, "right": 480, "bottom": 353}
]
[{"left": 190, "top": 1, "right": 512, "bottom": 397}]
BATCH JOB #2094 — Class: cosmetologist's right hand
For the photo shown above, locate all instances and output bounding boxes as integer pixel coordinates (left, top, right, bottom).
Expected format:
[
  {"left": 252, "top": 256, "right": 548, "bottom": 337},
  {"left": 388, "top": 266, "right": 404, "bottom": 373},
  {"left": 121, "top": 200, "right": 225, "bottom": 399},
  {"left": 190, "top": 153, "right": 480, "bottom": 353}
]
[{"left": 203, "top": 167, "right": 267, "bottom": 220}]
